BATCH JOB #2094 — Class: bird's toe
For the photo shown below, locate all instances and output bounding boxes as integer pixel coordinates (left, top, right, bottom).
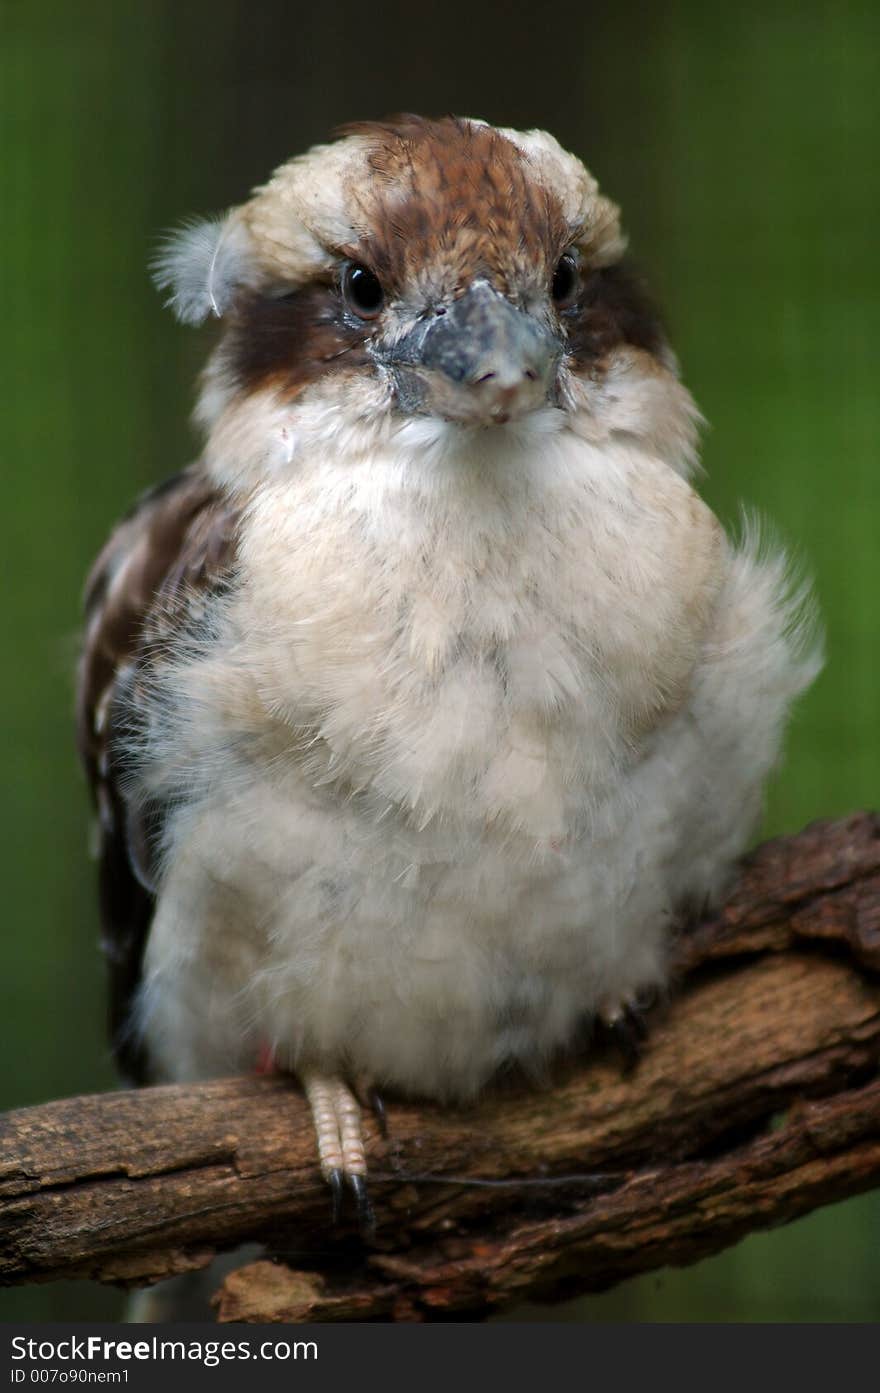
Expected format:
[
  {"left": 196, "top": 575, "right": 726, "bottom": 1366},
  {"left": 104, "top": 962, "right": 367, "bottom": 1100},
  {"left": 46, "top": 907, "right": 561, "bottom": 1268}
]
[{"left": 303, "top": 1071, "right": 375, "bottom": 1232}]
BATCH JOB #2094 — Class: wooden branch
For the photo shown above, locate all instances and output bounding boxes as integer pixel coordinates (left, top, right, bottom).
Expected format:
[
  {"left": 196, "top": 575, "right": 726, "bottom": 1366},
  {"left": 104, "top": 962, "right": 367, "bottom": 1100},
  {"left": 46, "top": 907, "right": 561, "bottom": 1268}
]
[{"left": 2, "top": 812, "right": 879, "bottom": 1322}]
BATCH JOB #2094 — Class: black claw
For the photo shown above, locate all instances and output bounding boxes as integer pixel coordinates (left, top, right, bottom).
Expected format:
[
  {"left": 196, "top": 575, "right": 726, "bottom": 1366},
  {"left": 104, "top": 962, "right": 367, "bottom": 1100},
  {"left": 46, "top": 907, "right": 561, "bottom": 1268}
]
[
  {"left": 607, "top": 1005, "right": 648, "bottom": 1075},
  {"left": 349, "top": 1173, "right": 376, "bottom": 1240},
  {"left": 327, "top": 1167, "right": 345, "bottom": 1225},
  {"left": 367, "top": 1087, "right": 388, "bottom": 1139}
]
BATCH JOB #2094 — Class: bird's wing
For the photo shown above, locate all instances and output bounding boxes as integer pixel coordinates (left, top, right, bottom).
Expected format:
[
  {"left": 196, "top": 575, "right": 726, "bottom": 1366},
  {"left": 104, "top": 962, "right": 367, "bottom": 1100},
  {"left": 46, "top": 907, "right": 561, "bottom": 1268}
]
[{"left": 76, "top": 467, "right": 242, "bottom": 1080}]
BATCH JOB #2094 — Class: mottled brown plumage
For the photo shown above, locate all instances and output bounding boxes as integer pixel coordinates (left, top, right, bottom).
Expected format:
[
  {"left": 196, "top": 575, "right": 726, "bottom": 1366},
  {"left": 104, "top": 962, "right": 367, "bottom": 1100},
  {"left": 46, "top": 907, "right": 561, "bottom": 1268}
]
[
  {"left": 77, "top": 469, "right": 241, "bottom": 1077},
  {"left": 342, "top": 116, "right": 570, "bottom": 301}
]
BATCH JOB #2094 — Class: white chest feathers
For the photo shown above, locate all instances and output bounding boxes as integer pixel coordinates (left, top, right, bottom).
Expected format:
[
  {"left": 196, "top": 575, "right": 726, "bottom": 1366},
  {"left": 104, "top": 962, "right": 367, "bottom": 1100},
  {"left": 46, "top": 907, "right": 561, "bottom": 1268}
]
[{"left": 209, "top": 418, "right": 725, "bottom": 843}]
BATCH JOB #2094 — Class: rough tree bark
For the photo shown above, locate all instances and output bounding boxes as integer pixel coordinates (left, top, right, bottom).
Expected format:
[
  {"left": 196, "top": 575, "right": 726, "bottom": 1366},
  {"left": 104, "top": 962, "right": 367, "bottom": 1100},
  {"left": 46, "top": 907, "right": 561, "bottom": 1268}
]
[{"left": 1, "top": 813, "right": 879, "bottom": 1322}]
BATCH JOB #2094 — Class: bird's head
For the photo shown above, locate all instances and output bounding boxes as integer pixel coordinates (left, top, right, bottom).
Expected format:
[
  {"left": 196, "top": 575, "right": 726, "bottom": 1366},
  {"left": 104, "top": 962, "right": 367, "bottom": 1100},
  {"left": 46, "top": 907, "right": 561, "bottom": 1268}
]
[{"left": 155, "top": 116, "right": 697, "bottom": 477}]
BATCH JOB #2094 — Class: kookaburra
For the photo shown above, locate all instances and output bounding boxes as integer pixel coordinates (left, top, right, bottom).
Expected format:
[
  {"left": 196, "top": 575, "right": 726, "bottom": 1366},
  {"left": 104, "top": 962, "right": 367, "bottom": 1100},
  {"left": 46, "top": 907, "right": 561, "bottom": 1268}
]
[{"left": 78, "top": 116, "right": 819, "bottom": 1226}]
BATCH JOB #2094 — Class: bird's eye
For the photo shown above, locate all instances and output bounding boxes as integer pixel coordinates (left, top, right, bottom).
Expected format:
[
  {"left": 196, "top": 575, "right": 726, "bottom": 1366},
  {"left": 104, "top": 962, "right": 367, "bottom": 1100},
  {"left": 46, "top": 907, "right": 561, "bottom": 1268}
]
[
  {"left": 551, "top": 252, "right": 579, "bottom": 309},
  {"left": 342, "top": 263, "right": 385, "bottom": 320}
]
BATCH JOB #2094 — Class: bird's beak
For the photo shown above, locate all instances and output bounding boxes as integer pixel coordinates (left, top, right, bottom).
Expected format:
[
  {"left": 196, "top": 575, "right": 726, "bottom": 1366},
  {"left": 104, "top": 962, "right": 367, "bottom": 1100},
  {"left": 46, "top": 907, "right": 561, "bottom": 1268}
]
[{"left": 377, "top": 279, "right": 562, "bottom": 425}]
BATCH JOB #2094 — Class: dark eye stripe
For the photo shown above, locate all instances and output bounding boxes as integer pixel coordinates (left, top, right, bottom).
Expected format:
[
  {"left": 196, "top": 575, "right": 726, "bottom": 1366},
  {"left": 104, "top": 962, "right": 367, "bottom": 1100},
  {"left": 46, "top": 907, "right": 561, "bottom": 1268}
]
[
  {"left": 565, "top": 263, "right": 667, "bottom": 371},
  {"left": 225, "top": 284, "right": 370, "bottom": 398}
]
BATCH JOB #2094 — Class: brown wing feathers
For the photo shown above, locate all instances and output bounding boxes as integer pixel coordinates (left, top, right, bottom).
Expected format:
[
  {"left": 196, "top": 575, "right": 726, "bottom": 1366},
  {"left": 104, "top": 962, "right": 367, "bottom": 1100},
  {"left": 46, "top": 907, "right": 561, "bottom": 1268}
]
[{"left": 77, "top": 467, "right": 241, "bottom": 1079}]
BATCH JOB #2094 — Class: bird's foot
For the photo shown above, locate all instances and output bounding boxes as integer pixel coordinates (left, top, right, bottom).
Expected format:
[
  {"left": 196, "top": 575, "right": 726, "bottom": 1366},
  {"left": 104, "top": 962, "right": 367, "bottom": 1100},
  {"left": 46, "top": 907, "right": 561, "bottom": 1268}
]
[
  {"left": 303, "top": 1073, "right": 376, "bottom": 1238},
  {"left": 598, "top": 994, "right": 650, "bottom": 1074}
]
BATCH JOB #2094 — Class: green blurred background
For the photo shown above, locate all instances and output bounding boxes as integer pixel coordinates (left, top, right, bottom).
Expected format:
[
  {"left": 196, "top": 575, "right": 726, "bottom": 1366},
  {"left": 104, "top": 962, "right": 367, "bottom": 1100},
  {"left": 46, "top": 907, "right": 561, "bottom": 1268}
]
[{"left": 2, "top": 0, "right": 877, "bottom": 1321}]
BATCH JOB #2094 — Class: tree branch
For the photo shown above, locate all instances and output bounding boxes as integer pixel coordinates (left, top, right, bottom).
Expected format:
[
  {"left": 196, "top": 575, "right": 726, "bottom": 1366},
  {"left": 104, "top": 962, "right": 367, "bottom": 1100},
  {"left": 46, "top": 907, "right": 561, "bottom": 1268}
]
[{"left": 2, "top": 813, "right": 879, "bottom": 1321}]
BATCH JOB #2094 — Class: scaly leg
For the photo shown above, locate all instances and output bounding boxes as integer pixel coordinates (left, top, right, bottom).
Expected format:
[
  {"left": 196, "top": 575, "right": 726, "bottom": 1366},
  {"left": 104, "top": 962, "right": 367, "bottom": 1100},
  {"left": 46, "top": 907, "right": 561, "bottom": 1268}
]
[{"left": 303, "top": 1072, "right": 375, "bottom": 1236}]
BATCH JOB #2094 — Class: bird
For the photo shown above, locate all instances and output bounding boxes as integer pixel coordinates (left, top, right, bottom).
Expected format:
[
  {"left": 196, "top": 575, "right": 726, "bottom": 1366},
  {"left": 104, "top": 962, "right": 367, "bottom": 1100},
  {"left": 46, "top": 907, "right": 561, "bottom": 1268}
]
[{"left": 77, "top": 114, "right": 820, "bottom": 1231}]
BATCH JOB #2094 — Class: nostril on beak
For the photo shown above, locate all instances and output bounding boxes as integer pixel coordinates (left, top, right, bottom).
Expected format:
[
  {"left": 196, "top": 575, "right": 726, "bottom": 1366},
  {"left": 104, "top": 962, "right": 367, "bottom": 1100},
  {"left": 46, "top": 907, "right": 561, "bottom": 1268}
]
[
  {"left": 478, "top": 367, "right": 540, "bottom": 390},
  {"left": 474, "top": 366, "right": 539, "bottom": 391}
]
